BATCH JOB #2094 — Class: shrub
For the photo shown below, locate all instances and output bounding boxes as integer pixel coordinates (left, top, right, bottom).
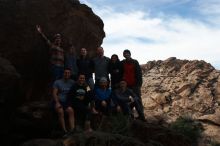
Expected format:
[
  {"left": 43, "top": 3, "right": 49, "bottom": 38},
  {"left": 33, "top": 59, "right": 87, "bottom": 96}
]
[
  {"left": 170, "top": 115, "right": 203, "bottom": 144},
  {"left": 211, "top": 141, "right": 220, "bottom": 146}
]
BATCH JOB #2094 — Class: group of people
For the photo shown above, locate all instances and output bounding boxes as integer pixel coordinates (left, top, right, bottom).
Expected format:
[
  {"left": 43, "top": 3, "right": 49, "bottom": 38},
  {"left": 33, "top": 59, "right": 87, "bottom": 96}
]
[{"left": 36, "top": 25, "right": 145, "bottom": 135}]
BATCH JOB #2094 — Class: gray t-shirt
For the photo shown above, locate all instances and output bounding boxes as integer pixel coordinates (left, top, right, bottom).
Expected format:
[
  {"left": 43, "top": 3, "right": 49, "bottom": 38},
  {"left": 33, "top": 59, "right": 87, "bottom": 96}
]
[
  {"left": 53, "top": 79, "right": 75, "bottom": 102},
  {"left": 93, "top": 56, "right": 110, "bottom": 80}
]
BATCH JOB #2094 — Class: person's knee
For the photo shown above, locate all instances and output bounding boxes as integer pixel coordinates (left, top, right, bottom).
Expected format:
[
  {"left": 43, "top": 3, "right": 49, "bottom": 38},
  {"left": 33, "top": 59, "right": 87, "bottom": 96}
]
[
  {"left": 66, "top": 106, "right": 74, "bottom": 115},
  {"left": 56, "top": 108, "right": 64, "bottom": 117}
]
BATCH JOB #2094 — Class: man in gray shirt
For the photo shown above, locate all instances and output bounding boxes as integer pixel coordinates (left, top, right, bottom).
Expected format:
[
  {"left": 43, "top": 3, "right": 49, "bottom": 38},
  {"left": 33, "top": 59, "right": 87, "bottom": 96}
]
[{"left": 93, "top": 47, "right": 110, "bottom": 86}]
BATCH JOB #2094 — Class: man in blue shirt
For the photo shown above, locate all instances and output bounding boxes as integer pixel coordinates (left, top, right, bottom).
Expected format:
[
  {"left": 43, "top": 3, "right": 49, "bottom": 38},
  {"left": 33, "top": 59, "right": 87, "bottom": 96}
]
[
  {"left": 52, "top": 68, "right": 75, "bottom": 133},
  {"left": 94, "top": 77, "right": 112, "bottom": 115}
]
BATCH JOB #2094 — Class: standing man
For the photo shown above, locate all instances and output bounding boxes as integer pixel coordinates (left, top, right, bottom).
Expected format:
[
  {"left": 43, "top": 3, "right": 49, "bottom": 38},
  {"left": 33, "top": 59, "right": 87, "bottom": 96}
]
[
  {"left": 36, "top": 25, "right": 64, "bottom": 81},
  {"left": 121, "top": 49, "right": 144, "bottom": 111},
  {"left": 52, "top": 68, "right": 75, "bottom": 134},
  {"left": 77, "top": 48, "right": 94, "bottom": 90},
  {"left": 93, "top": 47, "right": 110, "bottom": 86},
  {"left": 65, "top": 45, "right": 78, "bottom": 81}
]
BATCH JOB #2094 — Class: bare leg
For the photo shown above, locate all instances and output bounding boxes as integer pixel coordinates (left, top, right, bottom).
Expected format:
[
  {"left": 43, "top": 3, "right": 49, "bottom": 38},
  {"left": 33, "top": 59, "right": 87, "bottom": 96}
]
[
  {"left": 56, "top": 107, "right": 67, "bottom": 132},
  {"left": 66, "top": 107, "right": 75, "bottom": 131},
  {"left": 84, "top": 120, "right": 92, "bottom": 132}
]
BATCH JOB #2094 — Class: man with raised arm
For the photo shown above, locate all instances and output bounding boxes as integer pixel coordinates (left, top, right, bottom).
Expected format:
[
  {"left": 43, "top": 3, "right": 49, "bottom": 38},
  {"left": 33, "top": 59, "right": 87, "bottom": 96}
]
[{"left": 36, "top": 25, "right": 64, "bottom": 81}]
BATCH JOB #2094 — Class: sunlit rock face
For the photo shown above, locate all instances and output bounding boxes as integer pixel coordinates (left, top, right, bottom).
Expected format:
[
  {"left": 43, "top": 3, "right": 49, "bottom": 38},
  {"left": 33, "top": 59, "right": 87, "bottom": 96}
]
[
  {"left": 141, "top": 57, "right": 220, "bottom": 143},
  {"left": 0, "top": 0, "right": 105, "bottom": 100}
]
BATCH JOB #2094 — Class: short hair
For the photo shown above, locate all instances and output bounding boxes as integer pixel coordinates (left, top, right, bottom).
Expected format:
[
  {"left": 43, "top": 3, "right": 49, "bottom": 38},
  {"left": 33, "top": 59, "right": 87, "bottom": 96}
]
[
  {"left": 77, "top": 73, "right": 86, "bottom": 78},
  {"left": 68, "top": 44, "right": 76, "bottom": 49},
  {"left": 99, "top": 77, "right": 108, "bottom": 83},
  {"left": 64, "top": 67, "right": 71, "bottom": 71},
  {"left": 111, "top": 54, "right": 118, "bottom": 59},
  {"left": 53, "top": 33, "right": 61, "bottom": 39},
  {"left": 81, "top": 47, "right": 87, "bottom": 50},
  {"left": 120, "top": 79, "right": 127, "bottom": 83},
  {"left": 123, "top": 49, "right": 131, "bottom": 55}
]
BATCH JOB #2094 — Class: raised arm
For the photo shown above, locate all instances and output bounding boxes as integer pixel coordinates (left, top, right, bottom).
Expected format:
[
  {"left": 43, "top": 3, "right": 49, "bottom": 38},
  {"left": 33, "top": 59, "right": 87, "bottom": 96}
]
[{"left": 36, "top": 25, "right": 52, "bottom": 46}]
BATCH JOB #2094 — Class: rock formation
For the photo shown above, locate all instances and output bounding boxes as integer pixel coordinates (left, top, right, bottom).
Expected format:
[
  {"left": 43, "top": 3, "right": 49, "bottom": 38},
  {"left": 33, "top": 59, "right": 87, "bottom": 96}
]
[
  {"left": 0, "top": 57, "right": 21, "bottom": 146},
  {"left": 0, "top": 1, "right": 105, "bottom": 145},
  {"left": 1, "top": 0, "right": 220, "bottom": 145},
  {"left": 141, "top": 57, "right": 220, "bottom": 144},
  {"left": 0, "top": 0, "right": 105, "bottom": 100}
]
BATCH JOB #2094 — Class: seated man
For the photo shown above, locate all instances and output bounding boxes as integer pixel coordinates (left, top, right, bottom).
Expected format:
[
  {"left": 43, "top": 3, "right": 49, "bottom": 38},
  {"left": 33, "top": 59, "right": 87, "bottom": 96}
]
[
  {"left": 68, "top": 74, "right": 95, "bottom": 132},
  {"left": 52, "top": 68, "right": 75, "bottom": 133},
  {"left": 94, "top": 77, "right": 112, "bottom": 115},
  {"left": 113, "top": 80, "right": 145, "bottom": 121}
]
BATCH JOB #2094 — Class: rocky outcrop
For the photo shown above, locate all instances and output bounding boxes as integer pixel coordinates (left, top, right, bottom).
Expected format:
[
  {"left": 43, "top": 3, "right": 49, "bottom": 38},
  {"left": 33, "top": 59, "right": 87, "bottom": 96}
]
[
  {"left": 10, "top": 102, "right": 54, "bottom": 145},
  {"left": 0, "top": 1, "right": 105, "bottom": 145},
  {"left": 0, "top": 57, "right": 21, "bottom": 146},
  {"left": 0, "top": 57, "right": 20, "bottom": 104},
  {"left": 141, "top": 57, "right": 220, "bottom": 144},
  {"left": 0, "top": 0, "right": 105, "bottom": 100}
]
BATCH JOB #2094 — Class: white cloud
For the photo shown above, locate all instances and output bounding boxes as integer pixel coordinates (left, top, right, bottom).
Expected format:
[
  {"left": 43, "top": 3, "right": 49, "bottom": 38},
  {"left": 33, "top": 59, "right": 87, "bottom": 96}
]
[
  {"left": 196, "top": 0, "right": 220, "bottom": 15},
  {"left": 80, "top": 0, "right": 220, "bottom": 69},
  {"left": 194, "top": 0, "right": 220, "bottom": 25}
]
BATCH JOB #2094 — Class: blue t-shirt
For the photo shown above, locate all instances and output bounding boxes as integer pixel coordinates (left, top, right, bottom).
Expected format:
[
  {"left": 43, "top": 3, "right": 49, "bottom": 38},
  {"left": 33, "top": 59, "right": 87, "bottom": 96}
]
[
  {"left": 53, "top": 79, "right": 74, "bottom": 103},
  {"left": 95, "top": 87, "right": 111, "bottom": 100}
]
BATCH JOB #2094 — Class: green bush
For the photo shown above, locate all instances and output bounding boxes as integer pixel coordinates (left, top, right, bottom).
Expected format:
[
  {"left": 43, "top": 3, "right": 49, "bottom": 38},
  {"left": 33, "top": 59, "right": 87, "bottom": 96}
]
[
  {"left": 97, "top": 113, "right": 132, "bottom": 135},
  {"left": 170, "top": 116, "right": 203, "bottom": 144},
  {"left": 211, "top": 141, "right": 220, "bottom": 146}
]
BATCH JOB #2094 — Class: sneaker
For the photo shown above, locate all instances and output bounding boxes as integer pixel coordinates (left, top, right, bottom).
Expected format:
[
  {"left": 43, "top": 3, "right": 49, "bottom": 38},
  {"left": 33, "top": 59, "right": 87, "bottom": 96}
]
[
  {"left": 91, "top": 108, "right": 99, "bottom": 114},
  {"left": 85, "top": 128, "right": 93, "bottom": 133},
  {"left": 62, "top": 131, "right": 69, "bottom": 138},
  {"left": 136, "top": 116, "right": 146, "bottom": 122},
  {"left": 69, "top": 128, "right": 76, "bottom": 134},
  {"left": 62, "top": 129, "right": 75, "bottom": 138}
]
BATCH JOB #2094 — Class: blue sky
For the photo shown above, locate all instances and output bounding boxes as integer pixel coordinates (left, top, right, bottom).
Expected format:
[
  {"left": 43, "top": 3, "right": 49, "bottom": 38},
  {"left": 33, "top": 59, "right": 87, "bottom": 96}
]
[{"left": 80, "top": 0, "right": 220, "bottom": 69}]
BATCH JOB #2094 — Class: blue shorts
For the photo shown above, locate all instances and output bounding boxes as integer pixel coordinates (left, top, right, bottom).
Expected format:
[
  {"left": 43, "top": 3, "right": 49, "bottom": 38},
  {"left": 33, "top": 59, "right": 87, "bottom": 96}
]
[
  {"left": 50, "top": 64, "right": 64, "bottom": 81},
  {"left": 50, "top": 100, "right": 69, "bottom": 111}
]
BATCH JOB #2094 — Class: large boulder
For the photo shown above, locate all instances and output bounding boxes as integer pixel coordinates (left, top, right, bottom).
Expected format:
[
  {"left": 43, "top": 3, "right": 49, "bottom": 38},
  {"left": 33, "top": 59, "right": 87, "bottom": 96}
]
[
  {"left": 141, "top": 58, "right": 220, "bottom": 143},
  {"left": 0, "top": 0, "right": 105, "bottom": 100},
  {"left": 0, "top": 57, "right": 20, "bottom": 104},
  {"left": 10, "top": 101, "right": 54, "bottom": 145},
  {"left": 0, "top": 57, "right": 21, "bottom": 146}
]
